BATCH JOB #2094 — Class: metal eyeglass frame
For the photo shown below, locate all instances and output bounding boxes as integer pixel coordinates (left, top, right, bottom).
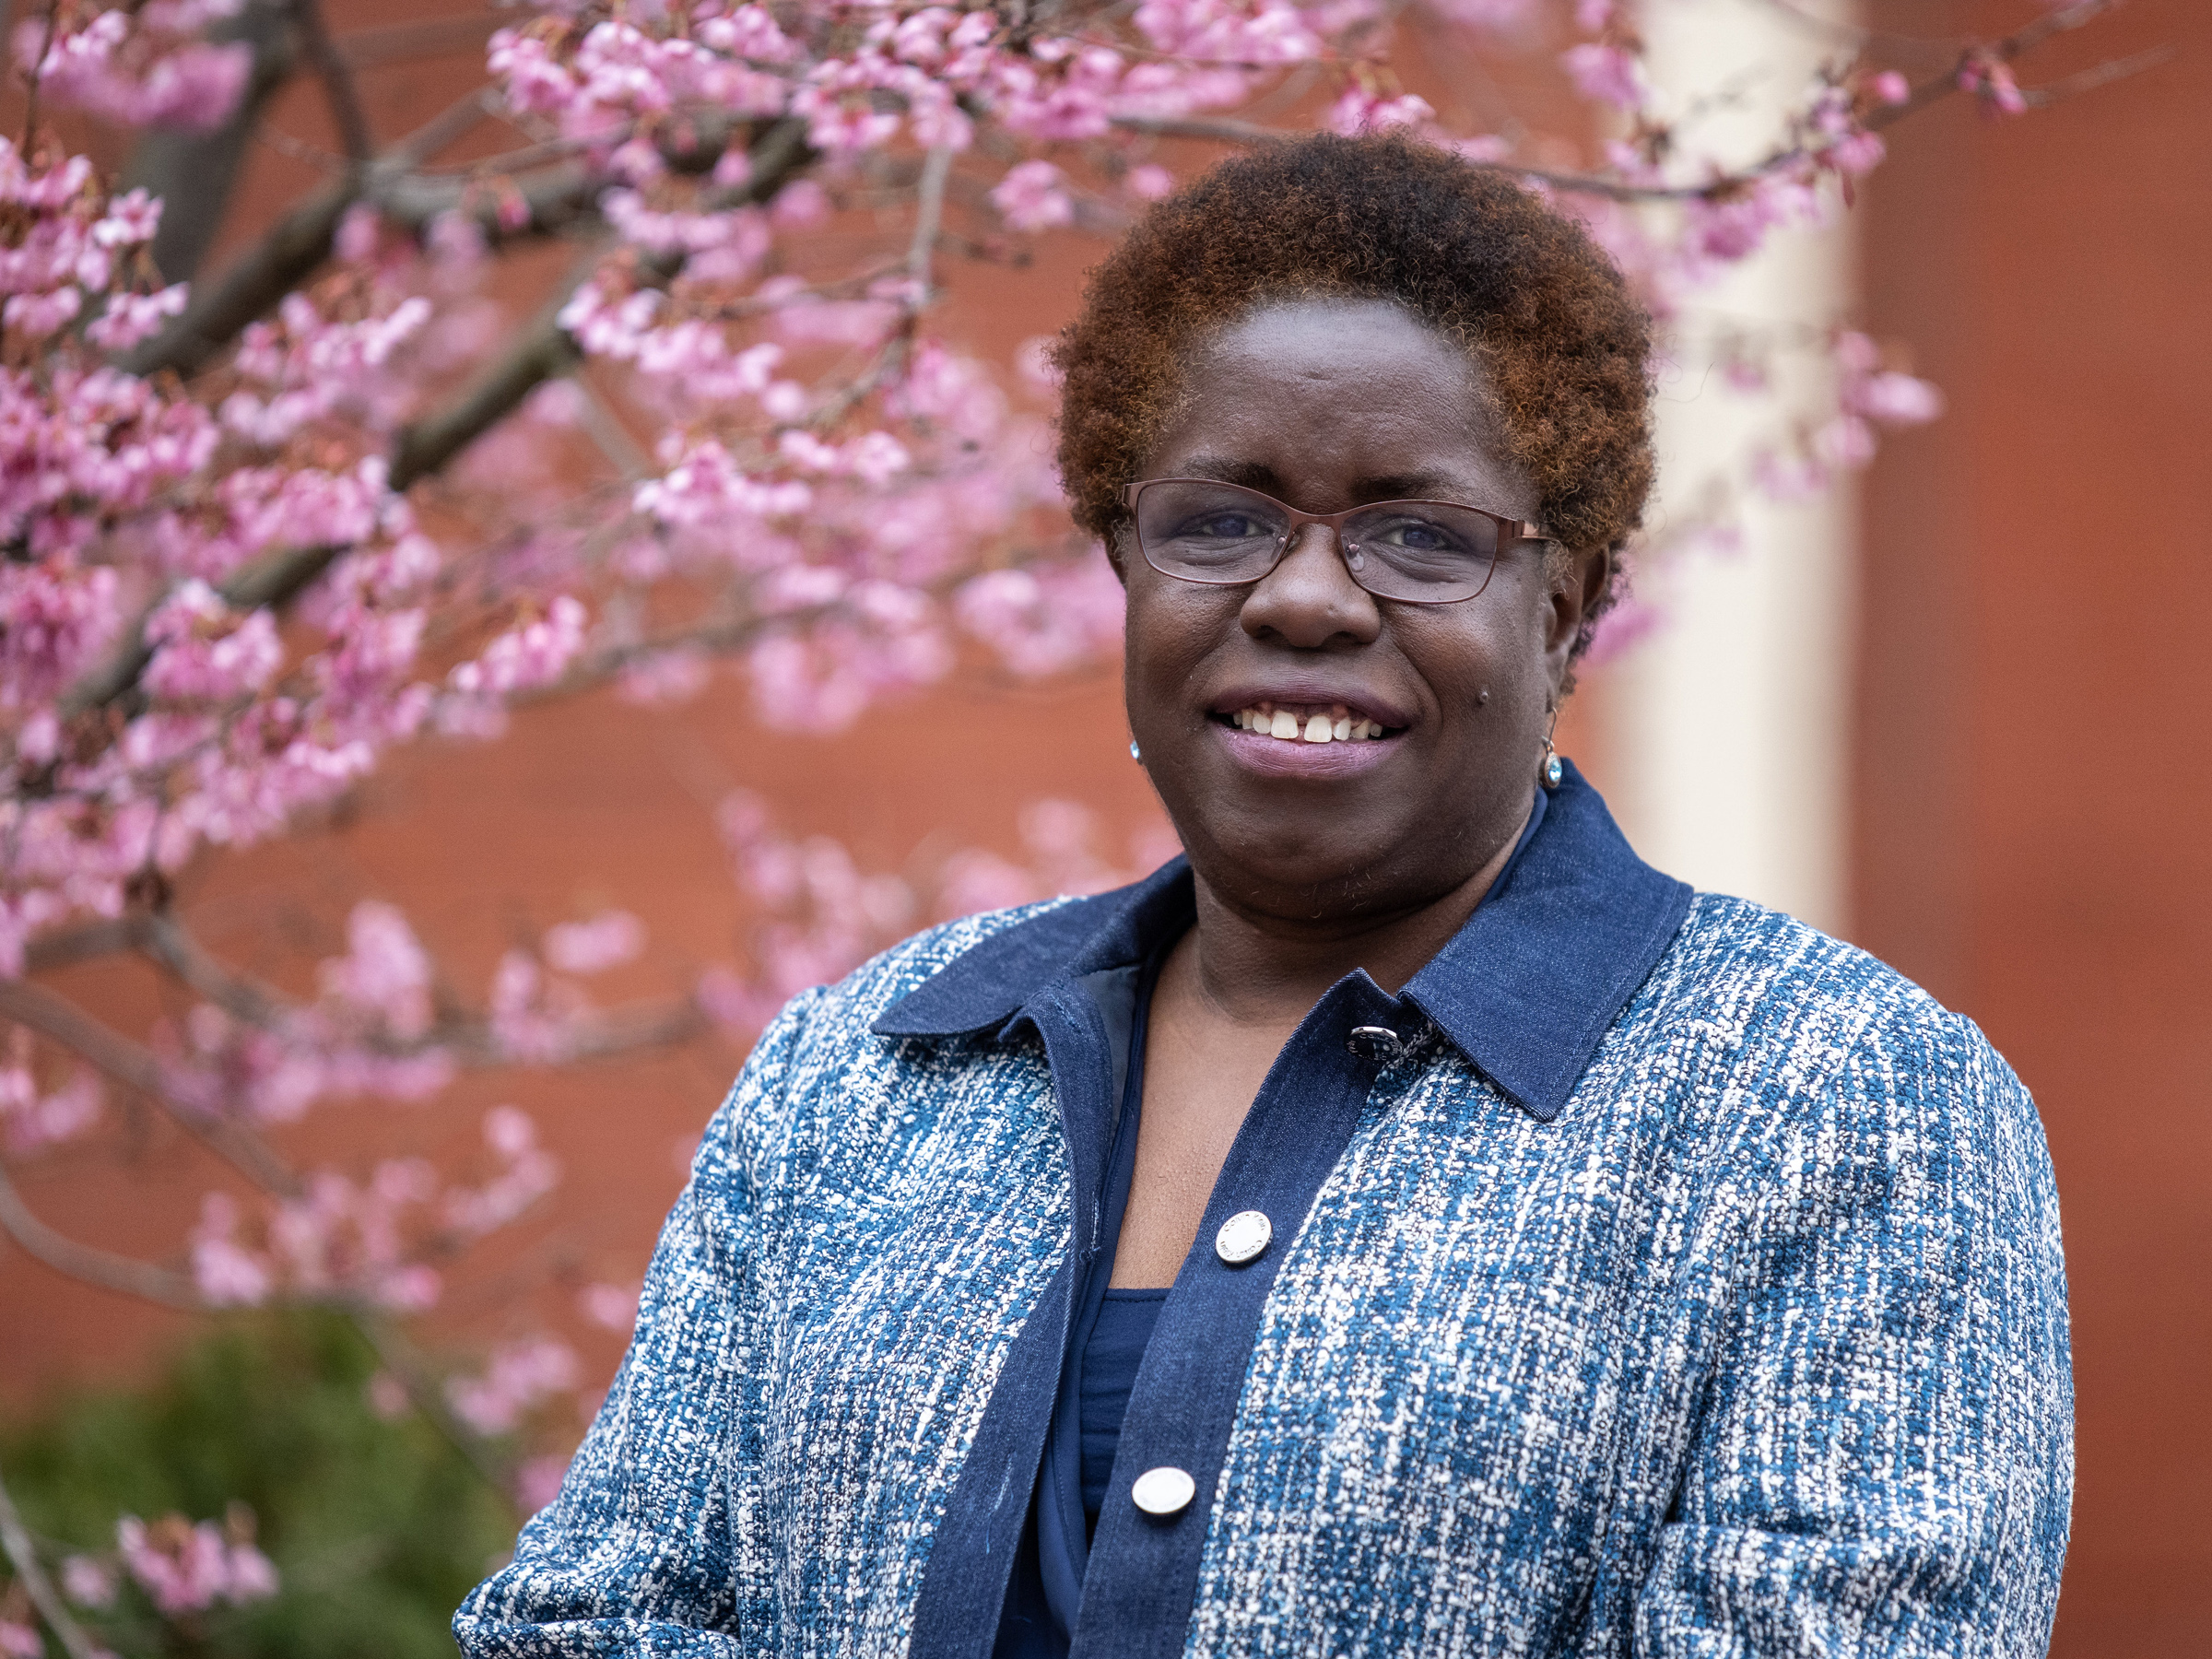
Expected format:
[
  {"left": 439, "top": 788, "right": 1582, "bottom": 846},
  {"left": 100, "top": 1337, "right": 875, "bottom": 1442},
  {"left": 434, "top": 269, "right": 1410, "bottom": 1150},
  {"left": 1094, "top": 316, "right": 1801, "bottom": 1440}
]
[{"left": 1119, "top": 477, "right": 1551, "bottom": 606}]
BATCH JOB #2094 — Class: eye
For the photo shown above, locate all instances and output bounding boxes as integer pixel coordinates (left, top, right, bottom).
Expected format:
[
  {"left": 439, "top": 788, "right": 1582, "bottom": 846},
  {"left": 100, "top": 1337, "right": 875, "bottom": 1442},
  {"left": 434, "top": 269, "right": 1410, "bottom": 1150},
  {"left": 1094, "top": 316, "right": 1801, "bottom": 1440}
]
[
  {"left": 1363, "top": 514, "right": 1477, "bottom": 559},
  {"left": 1187, "top": 512, "right": 1268, "bottom": 539}
]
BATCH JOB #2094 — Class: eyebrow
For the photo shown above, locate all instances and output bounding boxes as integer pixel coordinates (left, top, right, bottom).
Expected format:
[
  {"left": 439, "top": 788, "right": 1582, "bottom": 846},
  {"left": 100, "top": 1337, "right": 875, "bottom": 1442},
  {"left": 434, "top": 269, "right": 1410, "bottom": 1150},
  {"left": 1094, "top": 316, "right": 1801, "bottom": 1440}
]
[{"left": 1171, "top": 457, "right": 1481, "bottom": 504}]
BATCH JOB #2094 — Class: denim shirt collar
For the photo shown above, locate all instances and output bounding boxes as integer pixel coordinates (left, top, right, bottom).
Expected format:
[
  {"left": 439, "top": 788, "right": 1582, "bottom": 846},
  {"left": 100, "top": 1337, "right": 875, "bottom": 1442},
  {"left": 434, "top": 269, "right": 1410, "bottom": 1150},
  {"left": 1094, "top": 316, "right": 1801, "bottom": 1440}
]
[{"left": 873, "top": 760, "right": 1691, "bottom": 1123}]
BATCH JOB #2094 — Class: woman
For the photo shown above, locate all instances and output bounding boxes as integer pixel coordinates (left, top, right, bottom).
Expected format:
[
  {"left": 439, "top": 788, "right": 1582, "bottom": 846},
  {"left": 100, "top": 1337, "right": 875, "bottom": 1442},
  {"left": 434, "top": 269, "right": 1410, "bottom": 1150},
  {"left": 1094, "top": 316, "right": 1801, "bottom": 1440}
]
[{"left": 455, "top": 135, "right": 2070, "bottom": 1657}]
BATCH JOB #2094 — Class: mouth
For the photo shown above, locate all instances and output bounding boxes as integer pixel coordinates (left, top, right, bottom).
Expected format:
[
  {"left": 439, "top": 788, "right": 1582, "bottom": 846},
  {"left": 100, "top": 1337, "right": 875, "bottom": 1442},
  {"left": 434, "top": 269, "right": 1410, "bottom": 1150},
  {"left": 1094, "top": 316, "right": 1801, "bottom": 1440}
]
[{"left": 1213, "top": 700, "right": 1405, "bottom": 747}]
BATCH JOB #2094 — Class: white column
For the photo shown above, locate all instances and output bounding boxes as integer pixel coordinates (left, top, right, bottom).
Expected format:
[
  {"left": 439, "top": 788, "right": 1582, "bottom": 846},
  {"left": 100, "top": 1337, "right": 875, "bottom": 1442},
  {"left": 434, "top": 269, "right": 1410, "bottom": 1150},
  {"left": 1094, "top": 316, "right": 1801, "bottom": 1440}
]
[{"left": 1594, "top": 0, "right": 1857, "bottom": 935}]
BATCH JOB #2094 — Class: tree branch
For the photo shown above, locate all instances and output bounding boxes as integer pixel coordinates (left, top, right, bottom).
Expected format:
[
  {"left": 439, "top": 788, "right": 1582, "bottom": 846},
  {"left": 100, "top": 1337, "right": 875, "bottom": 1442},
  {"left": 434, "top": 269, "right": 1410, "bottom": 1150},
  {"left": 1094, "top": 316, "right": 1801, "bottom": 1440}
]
[
  {"left": 0, "top": 977, "right": 300, "bottom": 1195},
  {"left": 74, "top": 117, "right": 818, "bottom": 725},
  {"left": 0, "top": 1158, "right": 207, "bottom": 1311},
  {"left": 121, "top": 0, "right": 300, "bottom": 285},
  {"left": 137, "top": 914, "right": 295, "bottom": 1034},
  {"left": 335, "top": 12, "right": 503, "bottom": 72},
  {"left": 2018, "top": 45, "right": 2175, "bottom": 109},
  {"left": 0, "top": 1159, "right": 515, "bottom": 1504},
  {"left": 0, "top": 1453, "right": 100, "bottom": 1659},
  {"left": 908, "top": 146, "right": 954, "bottom": 293},
  {"left": 289, "top": 0, "right": 374, "bottom": 165},
  {"left": 117, "top": 177, "right": 356, "bottom": 379},
  {"left": 119, "top": 84, "right": 498, "bottom": 381}
]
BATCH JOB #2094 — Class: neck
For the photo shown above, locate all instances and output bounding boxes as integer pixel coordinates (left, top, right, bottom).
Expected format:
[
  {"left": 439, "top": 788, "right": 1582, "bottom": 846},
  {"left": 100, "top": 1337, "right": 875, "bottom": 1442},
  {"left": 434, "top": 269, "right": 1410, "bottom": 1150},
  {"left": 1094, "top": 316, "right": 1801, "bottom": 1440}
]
[{"left": 1178, "top": 798, "right": 1531, "bottom": 1026}]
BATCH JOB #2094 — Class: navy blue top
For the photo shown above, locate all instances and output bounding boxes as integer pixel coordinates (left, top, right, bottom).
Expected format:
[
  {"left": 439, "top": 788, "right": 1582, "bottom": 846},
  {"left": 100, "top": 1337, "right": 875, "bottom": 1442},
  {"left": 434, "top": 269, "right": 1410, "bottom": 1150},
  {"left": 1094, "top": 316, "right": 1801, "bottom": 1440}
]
[
  {"left": 1079, "top": 1293, "right": 1168, "bottom": 1526},
  {"left": 995, "top": 789, "right": 1552, "bottom": 1656}
]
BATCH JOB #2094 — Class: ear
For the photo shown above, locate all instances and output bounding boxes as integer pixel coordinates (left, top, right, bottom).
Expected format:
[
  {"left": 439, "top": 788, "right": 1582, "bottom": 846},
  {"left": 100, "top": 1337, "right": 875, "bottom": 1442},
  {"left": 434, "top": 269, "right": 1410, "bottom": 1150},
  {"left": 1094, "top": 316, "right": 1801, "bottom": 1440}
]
[
  {"left": 1103, "top": 524, "right": 1134, "bottom": 584},
  {"left": 1541, "top": 545, "right": 1609, "bottom": 688}
]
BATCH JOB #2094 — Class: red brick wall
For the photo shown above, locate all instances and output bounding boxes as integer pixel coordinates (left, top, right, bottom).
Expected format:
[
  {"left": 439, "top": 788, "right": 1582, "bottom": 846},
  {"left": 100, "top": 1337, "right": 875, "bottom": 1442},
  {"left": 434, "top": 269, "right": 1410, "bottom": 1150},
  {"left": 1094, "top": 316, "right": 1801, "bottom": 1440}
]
[{"left": 1855, "top": 2, "right": 2212, "bottom": 1650}]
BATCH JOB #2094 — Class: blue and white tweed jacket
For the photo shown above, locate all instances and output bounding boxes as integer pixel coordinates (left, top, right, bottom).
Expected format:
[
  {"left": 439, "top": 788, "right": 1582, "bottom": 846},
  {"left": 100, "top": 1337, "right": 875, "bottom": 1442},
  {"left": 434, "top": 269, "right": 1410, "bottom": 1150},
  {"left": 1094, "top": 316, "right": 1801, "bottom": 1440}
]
[{"left": 455, "top": 769, "right": 2072, "bottom": 1657}]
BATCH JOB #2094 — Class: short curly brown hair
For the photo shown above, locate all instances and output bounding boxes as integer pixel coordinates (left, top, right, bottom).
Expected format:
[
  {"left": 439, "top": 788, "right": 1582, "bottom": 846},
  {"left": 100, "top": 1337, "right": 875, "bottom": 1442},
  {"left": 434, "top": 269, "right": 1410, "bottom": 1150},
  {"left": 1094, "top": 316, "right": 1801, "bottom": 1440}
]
[{"left": 1053, "top": 133, "right": 1654, "bottom": 646}]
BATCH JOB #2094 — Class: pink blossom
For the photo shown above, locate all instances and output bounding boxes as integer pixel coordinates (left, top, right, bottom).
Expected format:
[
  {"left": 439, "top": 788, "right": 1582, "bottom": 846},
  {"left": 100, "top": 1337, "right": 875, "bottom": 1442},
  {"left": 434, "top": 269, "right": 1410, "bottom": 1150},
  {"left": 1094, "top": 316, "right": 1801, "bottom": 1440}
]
[
  {"left": 1681, "top": 173, "right": 1821, "bottom": 266},
  {"left": 0, "top": 1620, "right": 38, "bottom": 1659},
  {"left": 18, "top": 15, "right": 251, "bottom": 133},
  {"left": 515, "top": 1455, "right": 570, "bottom": 1512},
  {"left": 1813, "top": 414, "right": 1877, "bottom": 469},
  {"left": 446, "top": 1336, "right": 580, "bottom": 1436},
  {"left": 544, "top": 911, "right": 645, "bottom": 974},
  {"left": 449, "top": 596, "right": 588, "bottom": 699},
  {"left": 1124, "top": 164, "right": 1176, "bottom": 200},
  {"left": 189, "top": 1193, "right": 273, "bottom": 1307},
  {"left": 0, "top": 1061, "right": 101, "bottom": 1150},
  {"left": 319, "top": 901, "right": 434, "bottom": 1039},
  {"left": 1132, "top": 0, "right": 1323, "bottom": 64},
  {"left": 1326, "top": 88, "right": 1435, "bottom": 136},
  {"left": 1561, "top": 43, "right": 1643, "bottom": 111},
  {"left": 579, "top": 1280, "right": 641, "bottom": 1330},
  {"left": 117, "top": 1513, "right": 278, "bottom": 1614},
  {"left": 86, "top": 281, "right": 188, "bottom": 349},
  {"left": 443, "top": 1105, "right": 560, "bottom": 1233},
  {"left": 144, "top": 582, "right": 284, "bottom": 703},
  {"left": 1849, "top": 371, "right": 1945, "bottom": 426},
  {"left": 1871, "top": 70, "right": 1911, "bottom": 105},
  {"left": 62, "top": 1554, "right": 117, "bottom": 1608},
  {"left": 1959, "top": 53, "right": 2028, "bottom": 118},
  {"left": 990, "top": 160, "right": 1076, "bottom": 231},
  {"left": 1580, "top": 594, "right": 1665, "bottom": 665}
]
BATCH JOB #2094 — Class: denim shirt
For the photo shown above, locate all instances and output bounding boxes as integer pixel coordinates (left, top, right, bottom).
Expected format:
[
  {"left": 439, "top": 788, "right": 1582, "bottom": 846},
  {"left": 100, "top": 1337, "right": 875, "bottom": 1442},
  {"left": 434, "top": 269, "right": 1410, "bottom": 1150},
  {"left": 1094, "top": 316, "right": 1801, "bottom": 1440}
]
[{"left": 454, "top": 763, "right": 2072, "bottom": 1658}]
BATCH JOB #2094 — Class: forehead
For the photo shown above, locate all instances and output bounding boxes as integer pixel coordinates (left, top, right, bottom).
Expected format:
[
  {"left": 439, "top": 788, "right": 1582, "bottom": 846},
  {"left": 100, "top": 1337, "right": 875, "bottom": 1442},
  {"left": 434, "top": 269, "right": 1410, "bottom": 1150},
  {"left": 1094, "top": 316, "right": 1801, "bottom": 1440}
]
[{"left": 1144, "top": 297, "right": 1525, "bottom": 506}]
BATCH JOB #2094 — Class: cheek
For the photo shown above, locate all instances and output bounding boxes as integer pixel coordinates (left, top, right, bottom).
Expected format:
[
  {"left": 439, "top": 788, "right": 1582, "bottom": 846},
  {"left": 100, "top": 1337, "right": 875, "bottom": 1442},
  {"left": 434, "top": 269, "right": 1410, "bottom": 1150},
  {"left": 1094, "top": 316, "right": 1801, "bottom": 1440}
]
[{"left": 1124, "top": 576, "right": 1227, "bottom": 688}]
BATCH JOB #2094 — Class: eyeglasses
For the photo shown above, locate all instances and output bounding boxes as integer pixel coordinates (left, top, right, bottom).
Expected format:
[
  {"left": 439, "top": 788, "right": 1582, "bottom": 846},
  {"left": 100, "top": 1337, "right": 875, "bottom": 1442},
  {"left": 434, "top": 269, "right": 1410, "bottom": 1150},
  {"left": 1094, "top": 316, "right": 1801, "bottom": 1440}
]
[{"left": 1120, "top": 477, "right": 1549, "bottom": 606}]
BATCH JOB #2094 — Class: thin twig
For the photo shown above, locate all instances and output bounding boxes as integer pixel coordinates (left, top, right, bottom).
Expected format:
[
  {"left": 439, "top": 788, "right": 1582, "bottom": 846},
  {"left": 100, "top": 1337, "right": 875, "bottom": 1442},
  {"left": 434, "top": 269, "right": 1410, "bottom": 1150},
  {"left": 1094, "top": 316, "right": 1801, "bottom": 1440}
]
[
  {"left": 290, "top": 0, "right": 374, "bottom": 164},
  {"left": 0, "top": 977, "right": 300, "bottom": 1195},
  {"left": 908, "top": 146, "right": 955, "bottom": 292},
  {"left": 347, "top": 1312, "right": 515, "bottom": 1499},
  {"left": 139, "top": 913, "right": 296, "bottom": 1034},
  {"left": 1111, "top": 0, "right": 2137, "bottom": 206},
  {"left": 567, "top": 374, "right": 653, "bottom": 481},
  {"left": 334, "top": 11, "right": 502, "bottom": 71},
  {"left": 2020, "top": 45, "right": 2176, "bottom": 108},
  {"left": 119, "top": 87, "right": 498, "bottom": 382},
  {"left": 0, "top": 1455, "right": 100, "bottom": 1659},
  {"left": 19, "top": 1, "right": 60, "bottom": 149},
  {"left": 0, "top": 1158, "right": 207, "bottom": 1310}
]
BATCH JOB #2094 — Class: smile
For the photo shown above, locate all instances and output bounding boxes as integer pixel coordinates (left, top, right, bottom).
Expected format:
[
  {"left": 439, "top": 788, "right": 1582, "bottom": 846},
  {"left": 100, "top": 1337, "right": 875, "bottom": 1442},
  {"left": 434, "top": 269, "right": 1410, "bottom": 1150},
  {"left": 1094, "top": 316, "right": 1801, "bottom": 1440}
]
[{"left": 1218, "top": 701, "right": 1396, "bottom": 745}]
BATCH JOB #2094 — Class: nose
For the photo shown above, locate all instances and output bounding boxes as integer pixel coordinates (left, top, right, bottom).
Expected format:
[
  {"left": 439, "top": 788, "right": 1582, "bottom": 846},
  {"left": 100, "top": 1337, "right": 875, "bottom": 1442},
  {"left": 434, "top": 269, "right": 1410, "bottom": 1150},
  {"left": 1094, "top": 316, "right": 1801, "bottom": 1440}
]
[{"left": 1239, "top": 522, "right": 1382, "bottom": 648}]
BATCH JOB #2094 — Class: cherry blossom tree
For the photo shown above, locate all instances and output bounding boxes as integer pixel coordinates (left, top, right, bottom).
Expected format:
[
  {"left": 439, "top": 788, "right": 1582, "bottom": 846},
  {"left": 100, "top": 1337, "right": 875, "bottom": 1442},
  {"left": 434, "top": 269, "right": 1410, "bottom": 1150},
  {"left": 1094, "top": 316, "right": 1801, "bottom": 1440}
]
[{"left": 0, "top": 0, "right": 2148, "bottom": 1648}]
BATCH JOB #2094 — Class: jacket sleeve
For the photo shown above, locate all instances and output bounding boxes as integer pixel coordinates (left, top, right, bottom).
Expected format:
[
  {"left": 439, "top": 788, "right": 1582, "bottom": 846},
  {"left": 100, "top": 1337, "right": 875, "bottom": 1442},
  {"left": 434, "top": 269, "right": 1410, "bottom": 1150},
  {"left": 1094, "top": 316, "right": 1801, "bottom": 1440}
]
[
  {"left": 453, "top": 990, "right": 820, "bottom": 1657},
  {"left": 1632, "top": 1005, "right": 2073, "bottom": 1658}
]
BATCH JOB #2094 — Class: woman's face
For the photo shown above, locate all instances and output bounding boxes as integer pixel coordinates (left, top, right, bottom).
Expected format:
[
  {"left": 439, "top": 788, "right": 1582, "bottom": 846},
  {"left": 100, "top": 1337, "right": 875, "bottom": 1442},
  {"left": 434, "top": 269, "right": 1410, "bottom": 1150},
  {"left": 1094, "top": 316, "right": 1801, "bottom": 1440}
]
[{"left": 1122, "top": 297, "right": 1598, "bottom": 922}]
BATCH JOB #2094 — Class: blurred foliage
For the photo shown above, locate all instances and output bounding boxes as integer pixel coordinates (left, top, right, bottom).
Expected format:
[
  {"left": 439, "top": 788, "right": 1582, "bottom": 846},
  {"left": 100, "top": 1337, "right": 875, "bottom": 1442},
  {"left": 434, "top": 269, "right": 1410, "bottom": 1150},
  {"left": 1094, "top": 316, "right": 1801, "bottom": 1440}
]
[{"left": 2, "top": 1310, "right": 514, "bottom": 1659}]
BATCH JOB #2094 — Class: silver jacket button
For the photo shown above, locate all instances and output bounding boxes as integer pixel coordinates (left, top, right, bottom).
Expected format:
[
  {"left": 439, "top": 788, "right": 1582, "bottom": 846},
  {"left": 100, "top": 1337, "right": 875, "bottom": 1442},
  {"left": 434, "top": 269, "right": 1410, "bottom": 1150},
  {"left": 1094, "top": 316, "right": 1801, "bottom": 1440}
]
[
  {"left": 1214, "top": 1209, "right": 1273, "bottom": 1266},
  {"left": 1346, "top": 1024, "right": 1403, "bottom": 1063},
  {"left": 1131, "top": 1465, "right": 1196, "bottom": 1517}
]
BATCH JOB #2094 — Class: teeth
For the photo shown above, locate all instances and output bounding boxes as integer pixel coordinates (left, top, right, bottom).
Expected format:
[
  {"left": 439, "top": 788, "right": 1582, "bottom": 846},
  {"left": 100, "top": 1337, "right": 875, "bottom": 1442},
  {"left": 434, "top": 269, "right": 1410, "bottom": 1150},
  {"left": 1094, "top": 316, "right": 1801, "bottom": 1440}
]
[{"left": 1228, "top": 704, "right": 1391, "bottom": 744}]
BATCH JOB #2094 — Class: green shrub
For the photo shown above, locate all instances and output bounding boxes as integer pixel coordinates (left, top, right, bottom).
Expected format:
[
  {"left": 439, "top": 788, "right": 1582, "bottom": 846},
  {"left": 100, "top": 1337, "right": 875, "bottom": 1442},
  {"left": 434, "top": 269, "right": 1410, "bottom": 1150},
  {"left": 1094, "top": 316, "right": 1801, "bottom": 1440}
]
[{"left": 3, "top": 1311, "right": 516, "bottom": 1659}]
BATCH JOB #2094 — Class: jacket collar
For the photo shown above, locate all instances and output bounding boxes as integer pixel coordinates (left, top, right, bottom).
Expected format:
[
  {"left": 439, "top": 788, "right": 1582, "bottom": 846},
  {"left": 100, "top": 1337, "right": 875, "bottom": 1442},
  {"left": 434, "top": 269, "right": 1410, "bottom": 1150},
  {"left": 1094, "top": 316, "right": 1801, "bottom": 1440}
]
[{"left": 871, "top": 761, "right": 1691, "bottom": 1123}]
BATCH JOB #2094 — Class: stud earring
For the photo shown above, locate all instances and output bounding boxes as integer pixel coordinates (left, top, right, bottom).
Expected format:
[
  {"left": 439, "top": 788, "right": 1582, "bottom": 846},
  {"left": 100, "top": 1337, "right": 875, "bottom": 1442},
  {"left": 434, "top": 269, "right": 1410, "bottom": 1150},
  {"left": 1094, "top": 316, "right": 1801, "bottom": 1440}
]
[
  {"left": 1538, "top": 709, "right": 1563, "bottom": 791},
  {"left": 1129, "top": 741, "right": 1142, "bottom": 761}
]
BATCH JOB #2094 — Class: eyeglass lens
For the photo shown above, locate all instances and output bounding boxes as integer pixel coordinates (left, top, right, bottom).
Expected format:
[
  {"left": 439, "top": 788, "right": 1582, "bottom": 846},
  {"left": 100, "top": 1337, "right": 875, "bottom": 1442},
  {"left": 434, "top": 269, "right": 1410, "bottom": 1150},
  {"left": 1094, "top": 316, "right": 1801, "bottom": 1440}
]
[{"left": 1131, "top": 479, "right": 1503, "bottom": 603}]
